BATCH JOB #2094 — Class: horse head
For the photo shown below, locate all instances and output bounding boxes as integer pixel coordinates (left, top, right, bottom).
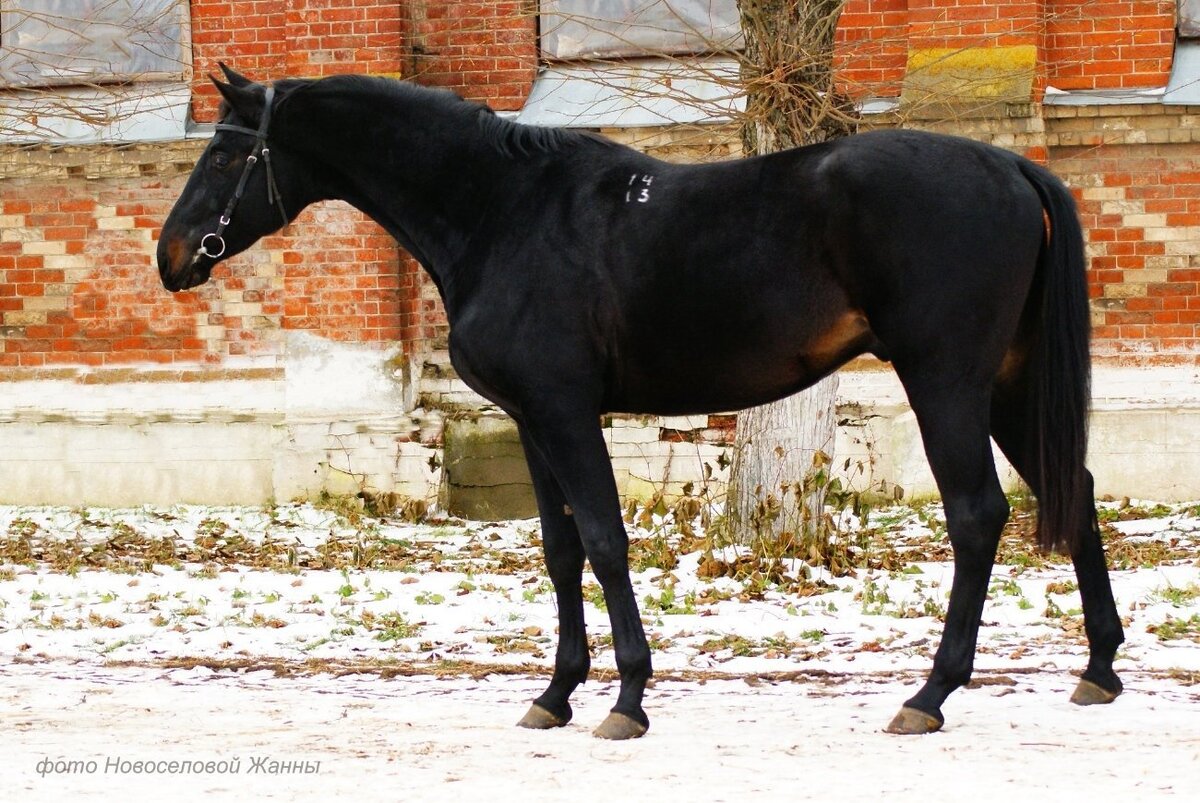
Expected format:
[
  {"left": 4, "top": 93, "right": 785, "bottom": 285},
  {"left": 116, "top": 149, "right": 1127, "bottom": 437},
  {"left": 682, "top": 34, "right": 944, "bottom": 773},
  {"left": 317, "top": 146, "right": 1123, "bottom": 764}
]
[{"left": 158, "top": 65, "right": 309, "bottom": 292}]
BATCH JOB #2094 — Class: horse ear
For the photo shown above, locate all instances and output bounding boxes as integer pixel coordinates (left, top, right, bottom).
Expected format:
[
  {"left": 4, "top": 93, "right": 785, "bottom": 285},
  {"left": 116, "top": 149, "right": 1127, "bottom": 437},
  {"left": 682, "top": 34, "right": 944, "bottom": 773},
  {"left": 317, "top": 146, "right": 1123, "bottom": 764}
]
[
  {"left": 211, "top": 76, "right": 264, "bottom": 124},
  {"left": 218, "top": 62, "right": 254, "bottom": 88}
]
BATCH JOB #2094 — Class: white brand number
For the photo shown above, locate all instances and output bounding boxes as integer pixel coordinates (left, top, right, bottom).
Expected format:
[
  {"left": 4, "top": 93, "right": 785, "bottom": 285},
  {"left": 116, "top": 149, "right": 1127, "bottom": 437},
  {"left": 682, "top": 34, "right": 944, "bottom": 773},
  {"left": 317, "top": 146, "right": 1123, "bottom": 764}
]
[{"left": 625, "top": 173, "right": 654, "bottom": 203}]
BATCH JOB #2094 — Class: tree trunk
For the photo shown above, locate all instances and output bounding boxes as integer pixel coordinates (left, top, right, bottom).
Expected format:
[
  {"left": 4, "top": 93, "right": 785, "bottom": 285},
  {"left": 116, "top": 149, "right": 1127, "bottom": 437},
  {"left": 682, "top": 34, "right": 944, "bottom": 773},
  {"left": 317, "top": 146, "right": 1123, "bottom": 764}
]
[
  {"left": 728, "top": 375, "right": 840, "bottom": 542},
  {"left": 726, "top": 1, "right": 856, "bottom": 545}
]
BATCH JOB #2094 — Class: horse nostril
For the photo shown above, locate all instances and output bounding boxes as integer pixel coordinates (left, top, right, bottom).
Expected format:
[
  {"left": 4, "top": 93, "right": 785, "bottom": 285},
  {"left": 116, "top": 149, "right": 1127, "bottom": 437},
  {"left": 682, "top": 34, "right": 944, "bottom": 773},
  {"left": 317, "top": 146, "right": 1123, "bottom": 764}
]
[{"left": 167, "top": 237, "right": 190, "bottom": 269}]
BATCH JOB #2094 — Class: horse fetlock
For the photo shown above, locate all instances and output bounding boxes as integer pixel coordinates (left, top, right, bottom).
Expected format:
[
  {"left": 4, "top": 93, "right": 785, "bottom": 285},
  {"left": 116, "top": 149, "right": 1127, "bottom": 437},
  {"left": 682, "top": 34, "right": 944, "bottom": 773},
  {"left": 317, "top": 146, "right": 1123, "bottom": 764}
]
[
  {"left": 615, "top": 649, "right": 652, "bottom": 683},
  {"left": 1079, "top": 664, "right": 1123, "bottom": 696},
  {"left": 1084, "top": 621, "right": 1125, "bottom": 655},
  {"left": 552, "top": 659, "right": 590, "bottom": 690}
]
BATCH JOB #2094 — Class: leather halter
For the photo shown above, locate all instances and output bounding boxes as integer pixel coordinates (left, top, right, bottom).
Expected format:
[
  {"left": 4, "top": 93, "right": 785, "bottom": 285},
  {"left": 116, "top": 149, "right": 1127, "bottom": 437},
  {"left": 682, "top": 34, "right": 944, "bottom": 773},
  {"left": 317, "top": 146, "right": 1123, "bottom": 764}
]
[{"left": 194, "top": 85, "right": 289, "bottom": 262}]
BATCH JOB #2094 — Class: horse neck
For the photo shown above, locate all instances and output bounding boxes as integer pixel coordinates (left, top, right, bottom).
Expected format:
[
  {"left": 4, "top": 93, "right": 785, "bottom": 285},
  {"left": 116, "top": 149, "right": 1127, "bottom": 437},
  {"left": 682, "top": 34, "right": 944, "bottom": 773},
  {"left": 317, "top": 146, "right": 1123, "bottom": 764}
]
[{"left": 291, "top": 87, "right": 517, "bottom": 310}]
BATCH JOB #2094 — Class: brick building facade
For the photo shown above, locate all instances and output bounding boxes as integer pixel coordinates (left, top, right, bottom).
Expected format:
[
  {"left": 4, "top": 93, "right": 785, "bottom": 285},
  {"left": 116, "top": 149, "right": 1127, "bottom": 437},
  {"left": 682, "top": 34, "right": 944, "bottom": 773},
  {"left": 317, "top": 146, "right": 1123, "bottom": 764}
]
[{"left": 2, "top": 2, "right": 1199, "bottom": 507}]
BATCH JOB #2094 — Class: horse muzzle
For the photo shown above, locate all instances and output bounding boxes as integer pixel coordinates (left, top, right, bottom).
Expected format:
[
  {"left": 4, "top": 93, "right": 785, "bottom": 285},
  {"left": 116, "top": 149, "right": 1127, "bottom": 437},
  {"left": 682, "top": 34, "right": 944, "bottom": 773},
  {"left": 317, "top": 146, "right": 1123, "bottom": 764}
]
[{"left": 157, "top": 234, "right": 213, "bottom": 292}]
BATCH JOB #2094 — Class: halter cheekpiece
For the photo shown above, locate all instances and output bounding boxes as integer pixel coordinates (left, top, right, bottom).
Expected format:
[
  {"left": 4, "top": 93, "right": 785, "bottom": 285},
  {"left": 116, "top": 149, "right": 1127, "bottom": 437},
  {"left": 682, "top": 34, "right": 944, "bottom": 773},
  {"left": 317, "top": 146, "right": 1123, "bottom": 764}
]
[{"left": 195, "top": 85, "right": 289, "bottom": 262}]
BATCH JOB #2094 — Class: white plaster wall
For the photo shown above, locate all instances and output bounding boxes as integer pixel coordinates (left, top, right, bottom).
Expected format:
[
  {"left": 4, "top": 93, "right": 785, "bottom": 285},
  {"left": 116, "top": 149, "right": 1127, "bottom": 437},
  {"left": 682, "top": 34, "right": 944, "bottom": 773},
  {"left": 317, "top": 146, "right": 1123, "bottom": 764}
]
[
  {"left": 833, "top": 365, "right": 1200, "bottom": 501},
  {"left": 1, "top": 357, "right": 1198, "bottom": 507},
  {"left": 0, "top": 333, "right": 440, "bottom": 506}
]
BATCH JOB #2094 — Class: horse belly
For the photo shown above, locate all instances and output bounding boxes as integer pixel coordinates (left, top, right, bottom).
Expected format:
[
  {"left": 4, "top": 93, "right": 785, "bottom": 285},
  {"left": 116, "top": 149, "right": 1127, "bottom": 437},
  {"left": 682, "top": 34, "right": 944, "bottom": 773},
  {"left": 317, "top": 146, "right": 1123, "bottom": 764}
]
[{"left": 608, "top": 311, "right": 873, "bottom": 416}]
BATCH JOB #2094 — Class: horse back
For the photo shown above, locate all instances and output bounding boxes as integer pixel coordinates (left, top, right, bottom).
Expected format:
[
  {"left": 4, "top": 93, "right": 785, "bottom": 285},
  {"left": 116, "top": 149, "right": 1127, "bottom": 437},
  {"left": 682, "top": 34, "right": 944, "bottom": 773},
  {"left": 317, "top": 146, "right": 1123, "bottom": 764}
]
[{"left": 450, "top": 129, "right": 1047, "bottom": 417}]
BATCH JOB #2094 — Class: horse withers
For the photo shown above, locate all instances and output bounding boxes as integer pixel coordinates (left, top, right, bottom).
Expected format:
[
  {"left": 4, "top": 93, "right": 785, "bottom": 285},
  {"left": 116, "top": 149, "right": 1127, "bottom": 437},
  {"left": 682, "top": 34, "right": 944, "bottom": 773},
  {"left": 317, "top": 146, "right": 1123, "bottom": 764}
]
[{"left": 158, "top": 66, "right": 1124, "bottom": 738}]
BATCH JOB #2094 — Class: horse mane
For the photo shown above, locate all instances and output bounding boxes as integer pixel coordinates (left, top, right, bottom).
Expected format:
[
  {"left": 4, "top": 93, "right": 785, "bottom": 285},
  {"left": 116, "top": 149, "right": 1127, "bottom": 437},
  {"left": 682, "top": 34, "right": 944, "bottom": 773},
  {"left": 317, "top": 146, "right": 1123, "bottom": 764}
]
[{"left": 273, "top": 74, "right": 607, "bottom": 159}]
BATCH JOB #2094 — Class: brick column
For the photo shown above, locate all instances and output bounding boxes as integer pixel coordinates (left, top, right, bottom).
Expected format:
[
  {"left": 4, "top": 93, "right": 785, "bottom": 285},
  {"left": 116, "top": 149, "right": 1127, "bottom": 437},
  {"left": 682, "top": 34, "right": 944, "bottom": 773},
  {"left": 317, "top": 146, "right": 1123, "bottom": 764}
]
[
  {"left": 1043, "top": 1, "right": 1174, "bottom": 92},
  {"left": 836, "top": 0, "right": 910, "bottom": 100},
  {"left": 404, "top": 1, "right": 538, "bottom": 110}
]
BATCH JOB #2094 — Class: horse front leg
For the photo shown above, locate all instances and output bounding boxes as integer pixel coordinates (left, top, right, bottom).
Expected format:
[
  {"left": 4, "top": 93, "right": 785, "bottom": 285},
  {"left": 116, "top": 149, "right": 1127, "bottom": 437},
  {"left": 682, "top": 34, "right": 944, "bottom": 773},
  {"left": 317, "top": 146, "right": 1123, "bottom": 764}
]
[
  {"left": 521, "top": 416, "right": 652, "bottom": 740},
  {"left": 515, "top": 428, "right": 590, "bottom": 730}
]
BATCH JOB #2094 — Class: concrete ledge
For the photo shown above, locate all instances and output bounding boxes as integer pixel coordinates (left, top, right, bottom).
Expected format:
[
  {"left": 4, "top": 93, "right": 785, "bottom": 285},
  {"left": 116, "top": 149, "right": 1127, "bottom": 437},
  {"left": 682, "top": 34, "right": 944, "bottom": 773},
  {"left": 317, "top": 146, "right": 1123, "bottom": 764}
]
[{"left": 1, "top": 364, "right": 1198, "bottom": 508}]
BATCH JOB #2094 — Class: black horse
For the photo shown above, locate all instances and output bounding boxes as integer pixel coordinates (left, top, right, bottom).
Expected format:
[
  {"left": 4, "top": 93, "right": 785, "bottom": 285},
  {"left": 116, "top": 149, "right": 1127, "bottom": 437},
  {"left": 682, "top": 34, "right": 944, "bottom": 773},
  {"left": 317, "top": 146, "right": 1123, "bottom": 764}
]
[{"left": 158, "top": 66, "right": 1124, "bottom": 739}]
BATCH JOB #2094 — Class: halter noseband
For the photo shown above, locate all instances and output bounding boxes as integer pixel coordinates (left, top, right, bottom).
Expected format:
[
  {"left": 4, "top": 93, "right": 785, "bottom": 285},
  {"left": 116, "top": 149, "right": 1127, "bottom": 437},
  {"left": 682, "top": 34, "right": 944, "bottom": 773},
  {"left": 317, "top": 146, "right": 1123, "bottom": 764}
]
[{"left": 194, "top": 85, "right": 289, "bottom": 263}]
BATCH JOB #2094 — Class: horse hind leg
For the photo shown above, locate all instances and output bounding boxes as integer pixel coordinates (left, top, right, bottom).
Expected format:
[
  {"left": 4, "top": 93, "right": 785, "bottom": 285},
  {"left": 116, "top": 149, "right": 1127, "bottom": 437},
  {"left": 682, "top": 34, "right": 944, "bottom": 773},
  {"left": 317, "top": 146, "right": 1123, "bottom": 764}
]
[
  {"left": 885, "top": 378, "right": 1011, "bottom": 734},
  {"left": 515, "top": 428, "right": 591, "bottom": 730},
  {"left": 989, "top": 382, "right": 1125, "bottom": 706}
]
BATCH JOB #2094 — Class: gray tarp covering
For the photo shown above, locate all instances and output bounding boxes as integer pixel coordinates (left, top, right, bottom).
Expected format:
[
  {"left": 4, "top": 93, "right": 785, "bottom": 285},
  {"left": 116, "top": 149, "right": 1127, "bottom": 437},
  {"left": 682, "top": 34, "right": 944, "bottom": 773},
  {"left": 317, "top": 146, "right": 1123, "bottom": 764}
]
[
  {"left": 1183, "top": 0, "right": 1200, "bottom": 38},
  {"left": 541, "top": 0, "right": 741, "bottom": 60},
  {"left": 0, "top": 0, "right": 185, "bottom": 88}
]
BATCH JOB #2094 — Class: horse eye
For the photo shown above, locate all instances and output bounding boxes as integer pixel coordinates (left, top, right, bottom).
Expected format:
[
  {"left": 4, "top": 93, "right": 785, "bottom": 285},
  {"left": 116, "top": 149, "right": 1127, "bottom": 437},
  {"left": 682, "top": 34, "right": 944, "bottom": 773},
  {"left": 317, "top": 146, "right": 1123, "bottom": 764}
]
[{"left": 211, "top": 151, "right": 231, "bottom": 170}]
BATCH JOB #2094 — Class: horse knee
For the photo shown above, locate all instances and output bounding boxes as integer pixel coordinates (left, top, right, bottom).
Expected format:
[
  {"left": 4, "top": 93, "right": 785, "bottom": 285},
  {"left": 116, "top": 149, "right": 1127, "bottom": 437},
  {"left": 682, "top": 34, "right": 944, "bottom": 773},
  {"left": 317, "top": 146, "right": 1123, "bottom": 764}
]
[
  {"left": 544, "top": 548, "right": 585, "bottom": 589},
  {"left": 945, "top": 490, "right": 1009, "bottom": 558},
  {"left": 583, "top": 534, "right": 631, "bottom": 588}
]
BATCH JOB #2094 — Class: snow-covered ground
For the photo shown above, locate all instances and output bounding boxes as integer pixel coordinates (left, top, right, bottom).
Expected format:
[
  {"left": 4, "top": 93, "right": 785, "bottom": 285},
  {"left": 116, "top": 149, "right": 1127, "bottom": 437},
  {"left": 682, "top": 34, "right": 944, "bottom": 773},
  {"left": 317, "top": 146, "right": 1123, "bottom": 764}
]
[{"left": 2, "top": 499, "right": 1198, "bottom": 800}]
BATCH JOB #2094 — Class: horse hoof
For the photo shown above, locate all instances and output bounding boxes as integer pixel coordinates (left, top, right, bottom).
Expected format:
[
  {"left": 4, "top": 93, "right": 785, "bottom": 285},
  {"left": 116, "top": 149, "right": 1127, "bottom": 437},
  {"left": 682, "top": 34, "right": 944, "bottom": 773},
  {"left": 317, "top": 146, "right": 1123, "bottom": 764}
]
[
  {"left": 884, "top": 706, "right": 943, "bottom": 735},
  {"left": 593, "top": 711, "right": 648, "bottom": 740},
  {"left": 1070, "top": 678, "right": 1121, "bottom": 706},
  {"left": 517, "top": 704, "right": 568, "bottom": 730}
]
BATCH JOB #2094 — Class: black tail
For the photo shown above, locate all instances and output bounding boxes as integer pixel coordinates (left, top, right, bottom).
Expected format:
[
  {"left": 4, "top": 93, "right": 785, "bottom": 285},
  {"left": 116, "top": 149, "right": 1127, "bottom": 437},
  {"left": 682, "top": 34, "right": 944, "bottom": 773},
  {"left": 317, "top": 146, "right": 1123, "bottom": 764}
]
[{"left": 1016, "top": 159, "right": 1092, "bottom": 554}]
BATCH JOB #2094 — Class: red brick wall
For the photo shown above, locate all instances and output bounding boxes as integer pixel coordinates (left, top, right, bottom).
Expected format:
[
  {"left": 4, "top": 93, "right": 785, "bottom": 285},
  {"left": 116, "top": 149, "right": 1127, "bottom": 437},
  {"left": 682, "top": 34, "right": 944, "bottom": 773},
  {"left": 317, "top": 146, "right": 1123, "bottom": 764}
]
[
  {"left": 837, "top": 0, "right": 910, "bottom": 98},
  {"left": 905, "top": 0, "right": 1041, "bottom": 49},
  {"left": 836, "top": 1, "right": 1176, "bottom": 99},
  {"left": 1044, "top": 1, "right": 1175, "bottom": 91},
  {"left": 405, "top": 1, "right": 538, "bottom": 112},
  {"left": 1, "top": 175, "right": 238, "bottom": 369},
  {"left": 177, "top": 0, "right": 530, "bottom": 364},
  {"left": 1051, "top": 121, "right": 1200, "bottom": 362},
  {"left": 190, "top": 0, "right": 290, "bottom": 122}
]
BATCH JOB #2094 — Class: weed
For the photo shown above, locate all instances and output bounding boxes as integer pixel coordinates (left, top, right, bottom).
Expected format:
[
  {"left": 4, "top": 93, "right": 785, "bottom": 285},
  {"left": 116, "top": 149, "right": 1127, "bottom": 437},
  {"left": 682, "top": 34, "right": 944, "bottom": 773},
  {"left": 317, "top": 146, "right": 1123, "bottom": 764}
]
[
  {"left": 336, "top": 569, "right": 357, "bottom": 599},
  {"left": 311, "top": 490, "right": 367, "bottom": 523},
  {"left": 521, "top": 581, "right": 551, "bottom": 603},
  {"left": 580, "top": 582, "right": 606, "bottom": 611},
  {"left": 249, "top": 612, "right": 287, "bottom": 628},
  {"left": 629, "top": 531, "right": 679, "bottom": 573},
  {"left": 365, "top": 611, "right": 421, "bottom": 641},
  {"left": 642, "top": 585, "right": 697, "bottom": 616},
  {"left": 1147, "top": 614, "right": 1200, "bottom": 642},
  {"left": 858, "top": 574, "right": 892, "bottom": 615},
  {"left": 1150, "top": 583, "right": 1200, "bottom": 607},
  {"left": 989, "top": 577, "right": 1024, "bottom": 598},
  {"left": 86, "top": 611, "right": 123, "bottom": 628},
  {"left": 1105, "top": 536, "right": 1186, "bottom": 570},
  {"left": 697, "top": 633, "right": 756, "bottom": 657}
]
